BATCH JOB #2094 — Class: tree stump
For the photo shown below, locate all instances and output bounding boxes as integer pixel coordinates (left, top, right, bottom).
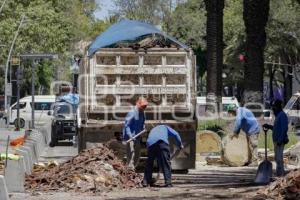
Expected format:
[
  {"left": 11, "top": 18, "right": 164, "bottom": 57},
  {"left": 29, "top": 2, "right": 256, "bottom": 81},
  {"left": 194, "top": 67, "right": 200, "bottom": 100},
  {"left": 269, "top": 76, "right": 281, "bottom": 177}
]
[
  {"left": 196, "top": 130, "right": 222, "bottom": 162},
  {"left": 222, "top": 133, "right": 249, "bottom": 167}
]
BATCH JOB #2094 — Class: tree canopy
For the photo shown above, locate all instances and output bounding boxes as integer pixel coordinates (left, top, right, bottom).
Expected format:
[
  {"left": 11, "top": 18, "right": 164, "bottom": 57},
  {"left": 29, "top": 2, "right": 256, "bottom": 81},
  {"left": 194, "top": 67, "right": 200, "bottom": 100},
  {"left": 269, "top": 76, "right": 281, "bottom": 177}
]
[
  {"left": 0, "top": 0, "right": 104, "bottom": 95},
  {"left": 1, "top": 0, "right": 298, "bottom": 101}
]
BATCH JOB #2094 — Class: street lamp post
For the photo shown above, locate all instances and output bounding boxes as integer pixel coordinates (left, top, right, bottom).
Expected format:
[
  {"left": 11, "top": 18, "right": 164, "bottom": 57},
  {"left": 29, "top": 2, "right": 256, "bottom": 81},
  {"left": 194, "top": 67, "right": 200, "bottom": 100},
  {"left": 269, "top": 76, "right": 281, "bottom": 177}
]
[
  {"left": 20, "top": 54, "right": 58, "bottom": 128},
  {"left": 4, "top": 15, "right": 25, "bottom": 125},
  {"left": 15, "top": 63, "right": 23, "bottom": 131}
]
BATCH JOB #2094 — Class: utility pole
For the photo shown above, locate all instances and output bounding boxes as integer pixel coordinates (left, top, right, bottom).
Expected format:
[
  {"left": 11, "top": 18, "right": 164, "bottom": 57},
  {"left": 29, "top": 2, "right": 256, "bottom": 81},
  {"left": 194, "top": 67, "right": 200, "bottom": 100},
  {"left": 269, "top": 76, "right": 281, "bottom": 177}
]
[
  {"left": 4, "top": 14, "right": 25, "bottom": 124},
  {"left": 31, "top": 60, "right": 37, "bottom": 129},
  {"left": 16, "top": 63, "right": 22, "bottom": 130},
  {"left": 10, "top": 56, "right": 21, "bottom": 130},
  {"left": 20, "top": 54, "right": 58, "bottom": 129}
]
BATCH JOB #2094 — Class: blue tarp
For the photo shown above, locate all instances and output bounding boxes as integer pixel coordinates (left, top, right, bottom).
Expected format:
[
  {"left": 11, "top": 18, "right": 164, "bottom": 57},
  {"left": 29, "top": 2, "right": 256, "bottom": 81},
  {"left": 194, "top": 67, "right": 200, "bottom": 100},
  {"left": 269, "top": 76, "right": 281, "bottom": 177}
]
[
  {"left": 88, "top": 19, "right": 189, "bottom": 56},
  {"left": 58, "top": 94, "right": 79, "bottom": 106}
]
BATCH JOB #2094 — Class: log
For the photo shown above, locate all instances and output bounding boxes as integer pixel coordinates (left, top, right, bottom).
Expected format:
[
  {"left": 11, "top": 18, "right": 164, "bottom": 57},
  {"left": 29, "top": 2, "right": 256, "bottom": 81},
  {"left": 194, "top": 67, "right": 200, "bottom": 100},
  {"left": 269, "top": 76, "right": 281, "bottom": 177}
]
[
  {"left": 222, "top": 133, "right": 249, "bottom": 167},
  {"left": 196, "top": 130, "right": 222, "bottom": 162}
]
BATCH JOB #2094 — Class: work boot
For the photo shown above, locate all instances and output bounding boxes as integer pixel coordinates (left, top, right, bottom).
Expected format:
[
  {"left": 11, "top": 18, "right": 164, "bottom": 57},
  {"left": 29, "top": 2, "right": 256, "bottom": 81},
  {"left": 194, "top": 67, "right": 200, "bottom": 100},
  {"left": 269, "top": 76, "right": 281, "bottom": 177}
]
[
  {"left": 163, "top": 183, "right": 173, "bottom": 188},
  {"left": 142, "top": 179, "right": 149, "bottom": 187}
]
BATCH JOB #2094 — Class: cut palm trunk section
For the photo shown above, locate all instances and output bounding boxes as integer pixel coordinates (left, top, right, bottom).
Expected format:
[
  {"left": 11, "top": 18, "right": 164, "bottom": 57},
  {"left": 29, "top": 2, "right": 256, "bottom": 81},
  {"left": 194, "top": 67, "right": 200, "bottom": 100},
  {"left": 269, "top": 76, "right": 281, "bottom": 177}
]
[
  {"left": 196, "top": 130, "right": 222, "bottom": 162},
  {"left": 222, "top": 133, "right": 249, "bottom": 167}
]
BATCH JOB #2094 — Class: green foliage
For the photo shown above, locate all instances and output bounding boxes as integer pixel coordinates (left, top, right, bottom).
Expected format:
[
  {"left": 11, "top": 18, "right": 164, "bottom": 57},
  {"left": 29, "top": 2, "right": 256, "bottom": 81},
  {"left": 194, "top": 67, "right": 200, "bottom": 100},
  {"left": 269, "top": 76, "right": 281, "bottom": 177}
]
[
  {"left": 266, "top": 0, "right": 300, "bottom": 64},
  {"left": 88, "top": 20, "right": 111, "bottom": 40},
  {"left": 258, "top": 132, "right": 298, "bottom": 151},
  {"left": 167, "top": 0, "right": 207, "bottom": 79},
  {"left": 167, "top": 0, "right": 244, "bottom": 84},
  {"left": 113, "top": 0, "right": 173, "bottom": 25},
  {"left": 198, "top": 119, "right": 228, "bottom": 138},
  {"left": 223, "top": 0, "right": 244, "bottom": 85},
  {"left": 0, "top": 0, "right": 103, "bottom": 95},
  {"left": 168, "top": 0, "right": 206, "bottom": 50}
]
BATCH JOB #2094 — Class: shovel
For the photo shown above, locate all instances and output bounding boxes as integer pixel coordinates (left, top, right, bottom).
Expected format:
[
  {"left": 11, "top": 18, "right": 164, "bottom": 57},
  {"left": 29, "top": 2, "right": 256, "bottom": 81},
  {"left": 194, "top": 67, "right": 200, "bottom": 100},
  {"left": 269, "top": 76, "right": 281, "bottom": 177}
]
[
  {"left": 254, "top": 127, "right": 273, "bottom": 185},
  {"left": 125, "top": 129, "right": 147, "bottom": 144}
]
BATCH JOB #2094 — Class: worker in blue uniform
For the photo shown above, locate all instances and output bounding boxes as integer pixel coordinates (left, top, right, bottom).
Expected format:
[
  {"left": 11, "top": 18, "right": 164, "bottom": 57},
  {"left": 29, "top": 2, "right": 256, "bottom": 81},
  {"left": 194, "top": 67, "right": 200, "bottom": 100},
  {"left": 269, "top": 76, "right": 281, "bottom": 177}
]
[
  {"left": 143, "top": 125, "right": 184, "bottom": 187},
  {"left": 123, "top": 97, "right": 148, "bottom": 169}
]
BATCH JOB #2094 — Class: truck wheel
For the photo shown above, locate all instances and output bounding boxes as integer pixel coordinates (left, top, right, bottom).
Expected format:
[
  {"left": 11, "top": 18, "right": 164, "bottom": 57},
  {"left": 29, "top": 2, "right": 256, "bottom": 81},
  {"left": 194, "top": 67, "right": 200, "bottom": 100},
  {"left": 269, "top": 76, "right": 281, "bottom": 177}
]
[
  {"left": 14, "top": 118, "right": 25, "bottom": 129},
  {"left": 3, "top": 117, "right": 7, "bottom": 124},
  {"left": 49, "top": 140, "right": 56, "bottom": 147},
  {"left": 49, "top": 128, "right": 58, "bottom": 147}
]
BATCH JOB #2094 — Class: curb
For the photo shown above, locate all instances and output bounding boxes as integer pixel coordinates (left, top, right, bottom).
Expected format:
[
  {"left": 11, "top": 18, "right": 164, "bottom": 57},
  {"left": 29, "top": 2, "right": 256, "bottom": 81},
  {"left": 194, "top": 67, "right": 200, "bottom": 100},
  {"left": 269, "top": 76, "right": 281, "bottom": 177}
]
[
  {"left": 5, "top": 159, "right": 25, "bottom": 192},
  {"left": 3, "top": 129, "right": 48, "bottom": 194},
  {"left": 0, "top": 175, "right": 9, "bottom": 200},
  {"left": 15, "top": 149, "right": 31, "bottom": 175},
  {"left": 18, "top": 146, "right": 34, "bottom": 169}
]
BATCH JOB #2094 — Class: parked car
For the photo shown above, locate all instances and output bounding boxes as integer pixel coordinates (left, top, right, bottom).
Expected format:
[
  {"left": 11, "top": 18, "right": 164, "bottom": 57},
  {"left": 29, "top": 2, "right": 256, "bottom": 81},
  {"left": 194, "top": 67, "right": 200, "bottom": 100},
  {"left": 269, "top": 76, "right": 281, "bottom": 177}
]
[
  {"left": 49, "top": 102, "right": 77, "bottom": 147},
  {"left": 196, "top": 96, "right": 240, "bottom": 118}
]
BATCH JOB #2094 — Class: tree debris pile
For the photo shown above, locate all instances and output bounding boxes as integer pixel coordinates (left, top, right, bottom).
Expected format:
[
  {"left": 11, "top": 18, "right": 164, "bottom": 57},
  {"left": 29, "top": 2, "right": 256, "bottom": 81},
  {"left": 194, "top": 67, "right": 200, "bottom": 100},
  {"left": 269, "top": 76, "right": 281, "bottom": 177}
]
[
  {"left": 256, "top": 169, "right": 300, "bottom": 199},
  {"left": 112, "top": 35, "right": 179, "bottom": 50},
  {"left": 26, "top": 144, "right": 142, "bottom": 193}
]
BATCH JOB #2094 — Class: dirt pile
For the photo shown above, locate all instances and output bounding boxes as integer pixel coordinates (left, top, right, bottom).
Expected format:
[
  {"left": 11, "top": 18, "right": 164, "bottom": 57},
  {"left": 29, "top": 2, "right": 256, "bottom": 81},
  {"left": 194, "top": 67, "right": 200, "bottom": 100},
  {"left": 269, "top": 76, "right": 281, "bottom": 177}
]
[
  {"left": 255, "top": 169, "right": 300, "bottom": 199},
  {"left": 26, "top": 144, "right": 142, "bottom": 193}
]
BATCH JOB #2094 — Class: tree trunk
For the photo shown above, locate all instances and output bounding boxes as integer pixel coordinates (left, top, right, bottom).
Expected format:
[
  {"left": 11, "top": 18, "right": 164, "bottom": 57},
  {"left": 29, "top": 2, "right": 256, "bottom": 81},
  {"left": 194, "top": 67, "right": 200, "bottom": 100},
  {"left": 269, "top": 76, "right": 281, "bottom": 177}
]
[
  {"left": 243, "top": 0, "right": 270, "bottom": 104},
  {"left": 283, "top": 66, "right": 293, "bottom": 104},
  {"left": 268, "top": 63, "right": 276, "bottom": 108},
  {"left": 281, "top": 51, "right": 294, "bottom": 104},
  {"left": 223, "top": 133, "right": 249, "bottom": 167},
  {"left": 205, "top": 0, "right": 224, "bottom": 112}
]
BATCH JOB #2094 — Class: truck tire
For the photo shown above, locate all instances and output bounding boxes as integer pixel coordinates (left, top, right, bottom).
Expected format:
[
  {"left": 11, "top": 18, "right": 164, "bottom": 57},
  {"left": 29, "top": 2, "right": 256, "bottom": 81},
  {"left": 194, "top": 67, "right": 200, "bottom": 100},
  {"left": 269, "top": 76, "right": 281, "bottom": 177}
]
[
  {"left": 14, "top": 118, "right": 25, "bottom": 129},
  {"left": 49, "top": 128, "right": 58, "bottom": 147},
  {"left": 49, "top": 138, "right": 57, "bottom": 147}
]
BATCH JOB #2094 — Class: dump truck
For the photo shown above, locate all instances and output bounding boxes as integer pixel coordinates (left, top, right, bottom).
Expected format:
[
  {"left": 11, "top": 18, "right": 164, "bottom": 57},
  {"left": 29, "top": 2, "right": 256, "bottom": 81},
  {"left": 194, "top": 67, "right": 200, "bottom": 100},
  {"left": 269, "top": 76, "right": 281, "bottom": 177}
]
[{"left": 77, "top": 20, "right": 197, "bottom": 170}]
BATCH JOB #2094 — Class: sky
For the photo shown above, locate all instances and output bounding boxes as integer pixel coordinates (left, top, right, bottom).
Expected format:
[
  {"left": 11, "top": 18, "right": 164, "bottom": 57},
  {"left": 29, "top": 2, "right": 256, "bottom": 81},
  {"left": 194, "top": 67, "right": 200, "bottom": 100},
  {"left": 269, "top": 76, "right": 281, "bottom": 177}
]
[{"left": 94, "top": 0, "right": 115, "bottom": 20}]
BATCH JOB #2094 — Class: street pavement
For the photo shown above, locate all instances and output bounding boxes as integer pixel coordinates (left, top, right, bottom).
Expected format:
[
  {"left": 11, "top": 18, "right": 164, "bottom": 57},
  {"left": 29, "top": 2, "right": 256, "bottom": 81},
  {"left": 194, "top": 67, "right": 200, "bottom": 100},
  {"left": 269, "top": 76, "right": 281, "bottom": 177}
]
[{"left": 0, "top": 125, "right": 269, "bottom": 200}]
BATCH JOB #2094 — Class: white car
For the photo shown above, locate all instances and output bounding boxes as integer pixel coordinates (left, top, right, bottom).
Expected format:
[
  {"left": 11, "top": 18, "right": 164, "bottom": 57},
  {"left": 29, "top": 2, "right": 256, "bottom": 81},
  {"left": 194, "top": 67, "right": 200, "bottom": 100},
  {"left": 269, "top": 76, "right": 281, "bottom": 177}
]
[
  {"left": 196, "top": 96, "right": 240, "bottom": 118},
  {"left": 9, "top": 95, "right": 56, "bottom": 128}
]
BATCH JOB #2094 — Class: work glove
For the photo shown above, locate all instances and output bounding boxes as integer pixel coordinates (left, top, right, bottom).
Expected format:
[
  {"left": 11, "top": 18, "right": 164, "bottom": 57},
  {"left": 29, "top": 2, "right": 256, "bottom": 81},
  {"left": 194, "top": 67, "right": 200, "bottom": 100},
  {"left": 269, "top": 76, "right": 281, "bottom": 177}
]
[{"left": 129, "top": 136, "right": 135, "bottom": 142}]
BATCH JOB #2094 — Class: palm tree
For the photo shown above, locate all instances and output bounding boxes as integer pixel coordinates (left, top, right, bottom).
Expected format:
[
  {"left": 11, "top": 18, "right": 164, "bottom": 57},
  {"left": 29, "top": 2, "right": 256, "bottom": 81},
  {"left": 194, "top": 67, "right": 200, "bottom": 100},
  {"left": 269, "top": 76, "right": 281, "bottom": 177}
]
[
  {"left": 243, "top": 0, "right": 270, "bottom": 103},
  {"left": 204, "top": 0, "right": 224, "bottom": 112}
]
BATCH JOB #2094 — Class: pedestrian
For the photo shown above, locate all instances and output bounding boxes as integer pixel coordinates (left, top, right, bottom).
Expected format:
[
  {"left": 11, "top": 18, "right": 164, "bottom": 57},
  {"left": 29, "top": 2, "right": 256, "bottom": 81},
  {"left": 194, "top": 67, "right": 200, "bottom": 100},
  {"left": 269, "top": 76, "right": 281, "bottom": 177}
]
[
  {"left": 229, "top": 101, "right": 260, "bottom": 166},
  {"left": 123, "top": 97, "right": 148, "bottom": 169},
  {"left": 263, "top": 99, "right": 289, "bottom": 176},
  {"left": 143, "top": 125, "right": 184, "bottom": 187}
]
